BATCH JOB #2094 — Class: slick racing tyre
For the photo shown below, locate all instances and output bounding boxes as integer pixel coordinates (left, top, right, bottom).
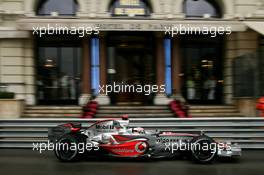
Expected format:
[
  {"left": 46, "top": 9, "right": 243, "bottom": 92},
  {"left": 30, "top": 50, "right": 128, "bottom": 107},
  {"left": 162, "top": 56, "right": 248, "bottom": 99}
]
[
  {"left": 54, "top": 134, "right": 86, "bottom": 162},
  {"left": 190, "top": 135, "right": 218, "bottom": 164}
]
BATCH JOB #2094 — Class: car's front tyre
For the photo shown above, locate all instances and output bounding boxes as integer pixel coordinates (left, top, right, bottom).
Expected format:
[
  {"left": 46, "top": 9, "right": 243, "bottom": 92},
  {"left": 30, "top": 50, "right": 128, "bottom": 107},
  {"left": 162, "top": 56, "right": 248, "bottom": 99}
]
[
  {"left": 54, "top": 134, "right": 85, "bottom": 162},
  {"left": 190, "top": 135, "right": 218, "bottom": 164}
]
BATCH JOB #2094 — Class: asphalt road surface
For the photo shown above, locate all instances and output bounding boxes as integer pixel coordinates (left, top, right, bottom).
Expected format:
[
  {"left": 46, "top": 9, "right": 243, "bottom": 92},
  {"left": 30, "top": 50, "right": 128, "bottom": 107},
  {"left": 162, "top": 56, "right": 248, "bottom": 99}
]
[{"left": 0, "top": 149, "right": 263, "bottom": 175}]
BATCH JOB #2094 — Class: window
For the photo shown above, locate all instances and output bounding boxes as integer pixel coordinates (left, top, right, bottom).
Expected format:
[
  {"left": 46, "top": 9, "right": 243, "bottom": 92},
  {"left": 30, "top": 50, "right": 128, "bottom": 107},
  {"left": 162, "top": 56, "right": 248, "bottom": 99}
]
[
  {"left": 183, "top": 0, "right": 221, "bottom": 18},
  {"left": 37, "top": 0, "right": 78, "bottom": 16},
  {"left": 110, "top": 0, "right": 151, "bottom": 17},
  {"left": 37, "top": 36, "right": 82, "bottom": 105},
  {"left": 181, "top": 36, "right": 223, "bottom": 103}
]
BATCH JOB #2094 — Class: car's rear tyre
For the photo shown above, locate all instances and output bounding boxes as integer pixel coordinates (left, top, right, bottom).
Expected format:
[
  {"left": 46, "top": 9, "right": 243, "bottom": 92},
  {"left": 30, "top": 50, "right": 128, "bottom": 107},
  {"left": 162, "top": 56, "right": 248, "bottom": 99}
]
[
  {"left": 190, "top": 135, "right": 217, "bottom": 164},
  {"left": 54, "top": 134, "right": 85, "bottom": 162}
]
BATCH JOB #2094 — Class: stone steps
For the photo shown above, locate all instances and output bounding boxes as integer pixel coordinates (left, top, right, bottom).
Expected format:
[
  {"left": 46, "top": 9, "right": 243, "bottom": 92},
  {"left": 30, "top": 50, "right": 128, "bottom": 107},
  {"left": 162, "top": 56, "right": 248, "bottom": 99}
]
[
  {"left": 22, "top": 106, "right": 82, "bottom": 118},
  {"left": 24, "top": 110, "right": 81, "bottom": 114},
  {"left": 98, "top": 106, "right": 169, "bottom": 110},
  {"left": 97, "top": 107, "right": 239, "bottom": 114},
  {"left": 190, "top": 109, "right": 239, "bottom": 113},
  {"left": 25, "top": 106, "right": 82, "bottom": 110},
  {"left": 189, "top": 105, "right": 237, "bottom": 110},
  {"left": 189, "top": 105, "right": 243, "bottom": 117},
  {"left": 192, "top": 113, "right": 243, "bottom": 117},
  {"left": 95, "top": 105, "right": 243, "bottom": 118},
  {"left": 21, "top": 105, "right": 243, "bottom": 118},
  {"left": 22, "top": 114, "right": 80, "bottom": 118},
  {"left": 95, "top": 113, "right": 175, "bottom": 118},
  {"left": 95, "top": 105, "right": 172, "bottom": 118}
]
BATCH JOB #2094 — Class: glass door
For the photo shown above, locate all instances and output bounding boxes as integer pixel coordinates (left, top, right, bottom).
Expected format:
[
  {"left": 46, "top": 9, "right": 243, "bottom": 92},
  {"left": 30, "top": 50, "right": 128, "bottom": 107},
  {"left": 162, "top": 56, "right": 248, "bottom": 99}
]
[
  {"left": 181, "top": 36, "right": 223, "bottom": 104},
  {"left": 37, "top": 47, "right": 82, "bottom": 105}
]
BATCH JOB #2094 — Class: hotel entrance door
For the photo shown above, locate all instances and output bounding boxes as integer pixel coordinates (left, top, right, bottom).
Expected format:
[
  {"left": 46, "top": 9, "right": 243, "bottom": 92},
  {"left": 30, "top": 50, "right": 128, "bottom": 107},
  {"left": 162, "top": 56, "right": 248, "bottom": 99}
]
[
  {"left": 181, "top": 36, "right": 224, "bottom": 104},
  {"left": 106, "top": 32, "right": 155, "bottom": 105}
]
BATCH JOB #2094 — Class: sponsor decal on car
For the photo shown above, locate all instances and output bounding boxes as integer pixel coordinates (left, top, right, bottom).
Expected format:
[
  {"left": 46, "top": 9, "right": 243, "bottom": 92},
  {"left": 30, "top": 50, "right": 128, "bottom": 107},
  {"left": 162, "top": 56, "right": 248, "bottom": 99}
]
[
  {"left": 135, "top": 142, "right": 147, "bottom": 153},
  {"left": 95, "top": 124, "right": 114, "bottom": 130}
]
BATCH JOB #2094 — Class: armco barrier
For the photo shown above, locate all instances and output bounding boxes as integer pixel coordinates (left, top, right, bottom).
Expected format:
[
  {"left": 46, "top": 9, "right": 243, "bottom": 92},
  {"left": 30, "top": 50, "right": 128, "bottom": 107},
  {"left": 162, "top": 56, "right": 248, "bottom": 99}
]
[{"left": 0, "top": 117, "right": 264, "bottom": 149}]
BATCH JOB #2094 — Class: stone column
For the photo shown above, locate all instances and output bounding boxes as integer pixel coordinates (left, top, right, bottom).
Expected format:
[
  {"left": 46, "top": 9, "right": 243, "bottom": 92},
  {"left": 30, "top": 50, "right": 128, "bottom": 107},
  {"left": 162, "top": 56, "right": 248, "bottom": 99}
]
[
  {"left": 154, "top": 33, "right": 170, "bottom": 104},
  {"left": 156, "top": 34, "right": 165, "bottom": 89},
  {"left": 225, "top": 30, "right": 259, "bottom": 116},
  {"left": 24, "top": 0, "right": 35, "bottom": 16},
  {"left": 96, "top": 33, "right": 110, "bottom": 104},
  {"left": 171, "top": 37, "right": 182, "bottom": 96},
  {"left": 24, "top": 36, "right": 36, "bottom": 105},
  {"left": 100, "top": 36, "right": 107, "bottom": 87},
  {"left": 79, "top": 37, "right": 91, "bottom": 105}
]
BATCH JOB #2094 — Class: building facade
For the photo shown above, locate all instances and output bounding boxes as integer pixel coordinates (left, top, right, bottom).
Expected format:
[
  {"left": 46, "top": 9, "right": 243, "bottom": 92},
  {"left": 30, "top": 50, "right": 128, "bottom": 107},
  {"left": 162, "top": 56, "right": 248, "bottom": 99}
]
[{"left": 0, "top": 0, "right": 263, "bottom": 114}]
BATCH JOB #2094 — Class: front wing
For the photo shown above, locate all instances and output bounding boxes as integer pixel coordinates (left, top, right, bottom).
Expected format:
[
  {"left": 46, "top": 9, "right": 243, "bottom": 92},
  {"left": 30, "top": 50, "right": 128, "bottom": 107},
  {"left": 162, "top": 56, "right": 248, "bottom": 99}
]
[{"left": 217, "top": 144, "right": 242, "bottom": 157}]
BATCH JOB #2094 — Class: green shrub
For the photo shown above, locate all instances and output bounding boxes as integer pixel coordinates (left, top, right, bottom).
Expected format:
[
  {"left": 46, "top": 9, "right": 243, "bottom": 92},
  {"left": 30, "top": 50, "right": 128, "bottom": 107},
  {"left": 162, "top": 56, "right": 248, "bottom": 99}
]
[{"left": 0, "top": 92, "right": 15, "bottom": 99}]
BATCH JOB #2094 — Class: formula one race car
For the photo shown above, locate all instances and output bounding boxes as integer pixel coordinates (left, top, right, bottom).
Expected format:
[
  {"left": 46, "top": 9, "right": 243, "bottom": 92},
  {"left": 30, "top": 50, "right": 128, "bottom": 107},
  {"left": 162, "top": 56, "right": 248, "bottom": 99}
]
[{"left": 48, "top": 116, "right": 241, "bottom": 163}]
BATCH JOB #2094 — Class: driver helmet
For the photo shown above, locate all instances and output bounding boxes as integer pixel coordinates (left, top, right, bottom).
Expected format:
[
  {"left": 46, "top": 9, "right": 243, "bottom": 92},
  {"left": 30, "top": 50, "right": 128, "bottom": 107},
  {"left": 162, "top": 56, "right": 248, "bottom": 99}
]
[{"left": 133, "top": 127, "right": 144, "bottom": 134}]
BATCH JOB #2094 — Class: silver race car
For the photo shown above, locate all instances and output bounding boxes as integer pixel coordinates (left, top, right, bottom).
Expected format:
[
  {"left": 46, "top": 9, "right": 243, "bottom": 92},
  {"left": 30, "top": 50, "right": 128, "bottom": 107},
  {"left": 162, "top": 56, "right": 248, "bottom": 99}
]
[{"left": 48, "top": 116, "right": 241, "bottom": 163}]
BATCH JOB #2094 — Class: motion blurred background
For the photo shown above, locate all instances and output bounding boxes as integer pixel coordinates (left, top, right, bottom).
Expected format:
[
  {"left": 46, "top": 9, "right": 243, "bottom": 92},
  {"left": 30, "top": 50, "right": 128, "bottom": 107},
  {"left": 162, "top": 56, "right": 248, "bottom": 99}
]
[{"left": 0, "top": 0, "right": 263, "bottom": 118}]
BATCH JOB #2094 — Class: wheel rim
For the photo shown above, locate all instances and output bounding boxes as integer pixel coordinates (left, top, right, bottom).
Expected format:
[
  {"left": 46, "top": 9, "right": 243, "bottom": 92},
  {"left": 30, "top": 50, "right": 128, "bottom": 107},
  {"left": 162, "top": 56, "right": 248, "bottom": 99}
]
[
  {"left": 55, "top": 138, "right": 77, "bottom": 161},
  {"left": 192, "top": 139, "right": 216, "bottom": 161}
]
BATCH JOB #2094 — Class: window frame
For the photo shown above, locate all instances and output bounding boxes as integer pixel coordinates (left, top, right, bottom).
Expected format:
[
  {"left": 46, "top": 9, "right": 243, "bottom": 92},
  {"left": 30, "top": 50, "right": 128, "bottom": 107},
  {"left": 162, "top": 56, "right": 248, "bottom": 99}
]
[
  {"left": 109, "top": 0, "right": 152, "bottom": 18},
  {"left": 183, "top": 0, "right": 222, "bottom": 18},
  {"left": 36, "top": 0, "right": 79, "bottom": 16}
]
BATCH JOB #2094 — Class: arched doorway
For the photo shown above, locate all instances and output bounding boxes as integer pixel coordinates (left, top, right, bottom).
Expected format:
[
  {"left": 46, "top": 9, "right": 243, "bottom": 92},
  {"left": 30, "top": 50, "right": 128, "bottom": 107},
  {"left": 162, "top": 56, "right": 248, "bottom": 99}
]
[
  {"left": 105, "top": 0, "right": 154, "bottom": 105},
  {"left": 106, "top": 32, "right": 156, "bottom": 105}
]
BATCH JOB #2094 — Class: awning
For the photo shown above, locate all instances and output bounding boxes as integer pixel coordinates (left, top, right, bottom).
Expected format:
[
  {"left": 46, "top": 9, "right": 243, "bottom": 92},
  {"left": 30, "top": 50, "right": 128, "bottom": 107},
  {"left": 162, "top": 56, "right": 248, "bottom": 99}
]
[{"left": 244, "top": 21, "right": 264, "bottom": 35}]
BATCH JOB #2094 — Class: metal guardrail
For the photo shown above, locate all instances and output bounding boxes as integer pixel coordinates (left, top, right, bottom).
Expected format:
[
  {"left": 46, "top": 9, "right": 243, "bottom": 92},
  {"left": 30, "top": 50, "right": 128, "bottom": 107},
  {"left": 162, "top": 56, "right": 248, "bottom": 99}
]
[{"left": 0, "top": 117, "right": 264, "bottom": 149}]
